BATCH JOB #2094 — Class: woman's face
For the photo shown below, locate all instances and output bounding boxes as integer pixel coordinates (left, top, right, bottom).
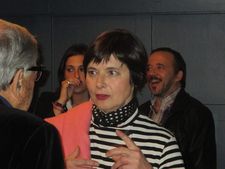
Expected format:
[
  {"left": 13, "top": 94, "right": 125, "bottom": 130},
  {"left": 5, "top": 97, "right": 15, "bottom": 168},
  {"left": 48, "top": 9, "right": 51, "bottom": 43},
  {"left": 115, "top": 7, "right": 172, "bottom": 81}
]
[
  {"left": 64, "top": 55, "right": 87, "bottom": 94},
  {"left": 86, "top": 55, "right": 134, "bottom": 113}
]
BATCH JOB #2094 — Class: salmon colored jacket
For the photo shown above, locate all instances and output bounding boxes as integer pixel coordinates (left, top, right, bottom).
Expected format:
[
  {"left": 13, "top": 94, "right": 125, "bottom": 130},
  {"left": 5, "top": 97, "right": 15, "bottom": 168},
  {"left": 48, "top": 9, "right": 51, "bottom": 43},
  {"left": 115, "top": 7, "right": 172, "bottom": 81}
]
[{"left": 45, "top": 101, "right": 92, "bottom": 159}]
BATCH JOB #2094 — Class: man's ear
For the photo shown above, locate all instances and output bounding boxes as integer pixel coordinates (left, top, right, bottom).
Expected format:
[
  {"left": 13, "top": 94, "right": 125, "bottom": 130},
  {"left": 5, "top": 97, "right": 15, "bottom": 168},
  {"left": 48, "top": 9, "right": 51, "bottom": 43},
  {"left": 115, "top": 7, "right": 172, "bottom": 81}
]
[
  {"left": 176, "top": 70, "right": 183, "bottom": 82},
  {"left": 11, "top": 69, "right": 24, "bottom": 94}
]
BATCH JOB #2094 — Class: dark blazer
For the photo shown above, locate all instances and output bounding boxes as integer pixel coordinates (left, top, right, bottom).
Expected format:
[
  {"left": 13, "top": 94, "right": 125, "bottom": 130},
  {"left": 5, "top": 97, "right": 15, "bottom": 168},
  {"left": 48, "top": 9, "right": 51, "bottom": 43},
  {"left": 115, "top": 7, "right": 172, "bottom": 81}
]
[
  {"left": 139, "top": 89, "right": 217, "bottom": 169},
  {"left": 0, "top": 98, "right": 65, "bottom": 169},
  {"left": 35, "top": 91, "right": 59, "bottom": 118}
]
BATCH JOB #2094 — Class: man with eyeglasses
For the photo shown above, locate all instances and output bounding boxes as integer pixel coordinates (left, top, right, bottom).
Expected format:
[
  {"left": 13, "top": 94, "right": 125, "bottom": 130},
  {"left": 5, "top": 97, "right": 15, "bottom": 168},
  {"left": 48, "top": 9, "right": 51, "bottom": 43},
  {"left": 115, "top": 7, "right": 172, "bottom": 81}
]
[
  {"left": 0, "top": 19, "right": 64, "bottom": 169},
  {"left": 27, "top": 65, "right": 44, "bottom": 82}
]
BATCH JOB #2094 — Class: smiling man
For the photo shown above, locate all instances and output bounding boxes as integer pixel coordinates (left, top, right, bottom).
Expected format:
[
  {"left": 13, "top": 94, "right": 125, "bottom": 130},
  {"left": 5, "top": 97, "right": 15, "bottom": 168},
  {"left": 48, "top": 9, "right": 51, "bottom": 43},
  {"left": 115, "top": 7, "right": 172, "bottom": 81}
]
[{"left": 139, "top": 47, "right": 217, "bottom": 169}]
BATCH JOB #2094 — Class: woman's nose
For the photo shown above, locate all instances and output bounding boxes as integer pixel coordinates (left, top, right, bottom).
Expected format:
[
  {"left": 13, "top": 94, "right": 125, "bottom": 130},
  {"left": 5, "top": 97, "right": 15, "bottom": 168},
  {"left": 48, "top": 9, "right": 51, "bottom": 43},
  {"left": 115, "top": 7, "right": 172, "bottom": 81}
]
[
  {"left": 74, "top": 70, "right": 80, "bottom": 79},
  {"left": 96, "top": 74, "right": 106, "bottom": 88}
]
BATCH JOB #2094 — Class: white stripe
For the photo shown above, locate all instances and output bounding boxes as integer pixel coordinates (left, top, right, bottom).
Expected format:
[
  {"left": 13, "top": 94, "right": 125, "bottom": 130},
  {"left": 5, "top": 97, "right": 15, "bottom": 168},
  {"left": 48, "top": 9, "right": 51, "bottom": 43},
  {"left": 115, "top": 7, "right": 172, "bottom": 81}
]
[{"left": 90, "top": 113, "right": 185, "bottom": 169}]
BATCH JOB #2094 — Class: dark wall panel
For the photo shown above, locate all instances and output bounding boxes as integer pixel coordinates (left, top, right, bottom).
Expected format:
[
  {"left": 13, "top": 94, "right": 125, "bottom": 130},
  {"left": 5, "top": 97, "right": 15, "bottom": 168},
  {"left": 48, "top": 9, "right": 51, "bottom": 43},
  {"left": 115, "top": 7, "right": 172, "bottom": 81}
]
[
  {"left": 152, "top": 15, "right": 225, "bottom": 167},
  {"left": 0, "top": 0, "right": 50, "bottom": 15},
  {"left": 51, "top": 0, "right": 225, "bottom": 15},
  {"left": 52, "top": 16, "right": 152, "bottom": 91},
  {"left": 0, "top": 1, "right": 224, "bottom": 168},
  {"left": 152, "top": 14, "right": 225, "bottom": 104},
  {"left": 2, "top": 0, "right": 225, "bottom": 15},
  {"left": 0, "top": 16, "right": 52, "bottom": 111},
  {"left": 209, "top": 105, "right": 225, "bottom": 169}
]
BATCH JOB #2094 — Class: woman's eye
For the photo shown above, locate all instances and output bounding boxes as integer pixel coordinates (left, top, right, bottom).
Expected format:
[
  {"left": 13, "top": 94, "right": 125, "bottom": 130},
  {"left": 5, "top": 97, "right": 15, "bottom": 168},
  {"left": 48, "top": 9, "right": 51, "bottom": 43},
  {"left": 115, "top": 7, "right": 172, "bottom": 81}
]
[
  {"left": 79, "top": 67, "right": 84, "bottom": 72},
  {"left": 108, "top": 70, "right": 119, "bottom": 76},
  {"left": 87, "top": 70, "right": 97, "bottom": 76},
  {"left": 66, "top": 67, "right": 74, "bottom": 72}
]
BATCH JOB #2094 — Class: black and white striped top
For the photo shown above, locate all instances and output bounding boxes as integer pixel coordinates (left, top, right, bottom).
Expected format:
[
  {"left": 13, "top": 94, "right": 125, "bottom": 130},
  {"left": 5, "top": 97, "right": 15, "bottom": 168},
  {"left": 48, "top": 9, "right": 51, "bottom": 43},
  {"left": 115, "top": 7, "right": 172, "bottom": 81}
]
[{"left": 89, "top": 109, "right": 185, "bottom": 169}]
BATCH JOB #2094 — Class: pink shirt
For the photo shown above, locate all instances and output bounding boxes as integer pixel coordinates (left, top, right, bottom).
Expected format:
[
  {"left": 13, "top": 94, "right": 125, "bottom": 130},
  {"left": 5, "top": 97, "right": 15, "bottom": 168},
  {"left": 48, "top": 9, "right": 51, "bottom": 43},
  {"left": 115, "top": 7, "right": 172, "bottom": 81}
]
[{"left": 45, "top": 101, "right": 92, "bottom": 159}]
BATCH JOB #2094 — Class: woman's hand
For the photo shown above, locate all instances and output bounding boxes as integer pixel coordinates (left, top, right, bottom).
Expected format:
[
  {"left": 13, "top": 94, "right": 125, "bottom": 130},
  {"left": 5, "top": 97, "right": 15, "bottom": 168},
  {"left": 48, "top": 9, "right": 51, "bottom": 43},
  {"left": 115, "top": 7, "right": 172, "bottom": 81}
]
[
  {"left": 65, "top": 147, "right": 99, "bottom": 169},
  {"left": 58, "top": 79, "right": 81, "bottom": 104},
  {"left": 53, "top": 79, "right": 81, "bottom": 115},
  {"left": 106, "top": 130, "right": 153, "bottom": 169}
]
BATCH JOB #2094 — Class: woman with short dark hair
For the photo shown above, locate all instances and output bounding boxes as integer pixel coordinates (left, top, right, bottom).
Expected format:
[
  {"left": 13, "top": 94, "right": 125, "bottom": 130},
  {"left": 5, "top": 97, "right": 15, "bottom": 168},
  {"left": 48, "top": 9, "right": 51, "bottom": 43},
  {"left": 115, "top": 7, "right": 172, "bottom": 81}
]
[{"left": 47, "top": 29, "right": 185, "bottom": 169}]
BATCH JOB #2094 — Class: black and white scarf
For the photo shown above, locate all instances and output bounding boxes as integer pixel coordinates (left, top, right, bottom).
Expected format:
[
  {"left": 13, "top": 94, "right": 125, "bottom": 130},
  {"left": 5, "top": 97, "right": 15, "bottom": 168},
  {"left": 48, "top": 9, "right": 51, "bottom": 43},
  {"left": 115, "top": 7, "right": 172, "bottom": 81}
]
[{"left": 92, "top": 98, "right": 138, "bottom": 127}]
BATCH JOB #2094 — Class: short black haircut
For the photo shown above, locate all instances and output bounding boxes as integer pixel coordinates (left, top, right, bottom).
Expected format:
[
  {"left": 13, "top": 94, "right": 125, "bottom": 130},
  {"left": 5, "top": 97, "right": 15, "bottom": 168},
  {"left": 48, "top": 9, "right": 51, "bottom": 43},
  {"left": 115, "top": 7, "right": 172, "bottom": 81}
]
[{"left": 83, "top": 28, "right": 147, "bottom": 93}]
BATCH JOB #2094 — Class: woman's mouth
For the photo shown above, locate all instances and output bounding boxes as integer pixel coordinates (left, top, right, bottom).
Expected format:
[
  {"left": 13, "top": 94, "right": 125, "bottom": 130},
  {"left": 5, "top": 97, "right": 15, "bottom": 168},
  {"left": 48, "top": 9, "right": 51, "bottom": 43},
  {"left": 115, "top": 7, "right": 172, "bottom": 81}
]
[{"left": 96, "top": 94, "right": 109, "bottom": 100}]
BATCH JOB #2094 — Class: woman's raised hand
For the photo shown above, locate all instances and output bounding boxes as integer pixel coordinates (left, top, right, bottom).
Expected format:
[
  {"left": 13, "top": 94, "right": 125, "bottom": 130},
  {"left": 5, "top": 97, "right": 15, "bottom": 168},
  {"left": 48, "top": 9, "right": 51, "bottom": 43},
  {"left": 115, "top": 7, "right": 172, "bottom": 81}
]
[{"left": 106, "top": 130, "right": 153, "bottom": 169}]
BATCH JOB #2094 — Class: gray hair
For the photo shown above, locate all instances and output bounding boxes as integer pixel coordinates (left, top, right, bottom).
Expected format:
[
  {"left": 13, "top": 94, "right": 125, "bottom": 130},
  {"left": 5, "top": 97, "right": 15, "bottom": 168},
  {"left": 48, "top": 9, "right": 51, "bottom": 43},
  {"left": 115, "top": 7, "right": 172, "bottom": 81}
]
[{"left": 0, "top": 19, "right": 39, "bottom": 90}]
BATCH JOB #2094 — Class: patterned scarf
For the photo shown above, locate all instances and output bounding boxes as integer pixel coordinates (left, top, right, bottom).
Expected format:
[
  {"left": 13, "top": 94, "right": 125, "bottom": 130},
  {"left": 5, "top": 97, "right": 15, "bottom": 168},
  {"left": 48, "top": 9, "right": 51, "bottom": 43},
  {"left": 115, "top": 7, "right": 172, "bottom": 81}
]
[{"left": 92, "top": 98, "right": 138, "bottom": 127}]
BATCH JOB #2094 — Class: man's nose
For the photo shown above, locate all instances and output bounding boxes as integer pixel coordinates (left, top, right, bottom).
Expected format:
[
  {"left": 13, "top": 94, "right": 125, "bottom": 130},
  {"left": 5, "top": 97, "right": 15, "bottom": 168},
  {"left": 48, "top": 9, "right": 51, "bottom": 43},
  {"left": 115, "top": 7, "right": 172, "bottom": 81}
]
[{"left": 147, "top": 67, "right": 156, "bottom": 76}]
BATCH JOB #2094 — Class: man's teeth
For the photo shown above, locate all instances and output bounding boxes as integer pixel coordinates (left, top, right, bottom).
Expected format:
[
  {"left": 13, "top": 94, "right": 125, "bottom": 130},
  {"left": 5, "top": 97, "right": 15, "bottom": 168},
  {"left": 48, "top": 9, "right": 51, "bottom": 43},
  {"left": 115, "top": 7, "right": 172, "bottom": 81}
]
[{"left": 151, "top": 79, "right": 159, "bottom": 83}]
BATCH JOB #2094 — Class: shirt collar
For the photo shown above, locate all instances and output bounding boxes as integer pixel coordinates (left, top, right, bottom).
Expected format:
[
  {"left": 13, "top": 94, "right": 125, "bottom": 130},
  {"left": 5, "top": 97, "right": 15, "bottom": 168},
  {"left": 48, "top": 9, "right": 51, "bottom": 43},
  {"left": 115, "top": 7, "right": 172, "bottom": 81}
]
[
  {"left": 151, "top": 87, "right": 181, "bottom": 113},
  {"left": 151, "top": 87, "right": 181, "bottom": 103},
  {"left": 0, "top": 95, "right": 13, "bottom": 108}
]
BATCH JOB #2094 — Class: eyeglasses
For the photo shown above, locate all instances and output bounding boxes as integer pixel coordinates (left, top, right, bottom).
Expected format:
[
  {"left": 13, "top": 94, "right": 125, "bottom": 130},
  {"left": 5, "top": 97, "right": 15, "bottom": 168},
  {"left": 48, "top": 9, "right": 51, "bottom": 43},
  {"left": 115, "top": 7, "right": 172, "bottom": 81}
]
[{"left": 27, "top": 65, "right": 45, "bottom": 82}]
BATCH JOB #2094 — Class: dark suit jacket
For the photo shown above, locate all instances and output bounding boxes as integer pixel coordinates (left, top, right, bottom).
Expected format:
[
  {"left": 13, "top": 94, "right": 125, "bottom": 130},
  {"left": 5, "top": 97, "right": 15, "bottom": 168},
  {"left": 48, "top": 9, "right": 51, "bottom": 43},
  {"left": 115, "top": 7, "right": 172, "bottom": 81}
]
[
  {"left": 139, "top": 89, "right": 217, "bottom": 169},
  {"left": 0, "top": 98, "right": 65, "bottom": 169},
  {"left": 35, "top": 91, "right": 59, "bottom": 118}
]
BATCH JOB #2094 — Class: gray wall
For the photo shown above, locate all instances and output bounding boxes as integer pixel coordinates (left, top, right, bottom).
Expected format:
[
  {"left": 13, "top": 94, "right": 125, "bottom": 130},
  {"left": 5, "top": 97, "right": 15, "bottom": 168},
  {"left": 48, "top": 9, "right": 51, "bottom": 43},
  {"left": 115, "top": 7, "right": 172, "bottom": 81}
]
[{"left": 1, "top": 0, "right": 224, "bottom": 168}]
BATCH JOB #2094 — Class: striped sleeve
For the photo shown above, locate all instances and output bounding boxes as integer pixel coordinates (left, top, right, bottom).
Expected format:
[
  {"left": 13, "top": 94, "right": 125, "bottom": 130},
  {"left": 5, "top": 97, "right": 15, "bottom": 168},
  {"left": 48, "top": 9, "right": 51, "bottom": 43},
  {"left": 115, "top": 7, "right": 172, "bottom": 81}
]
[{"left": 159, "top": 136, "right": 184, "bottom": 169}]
